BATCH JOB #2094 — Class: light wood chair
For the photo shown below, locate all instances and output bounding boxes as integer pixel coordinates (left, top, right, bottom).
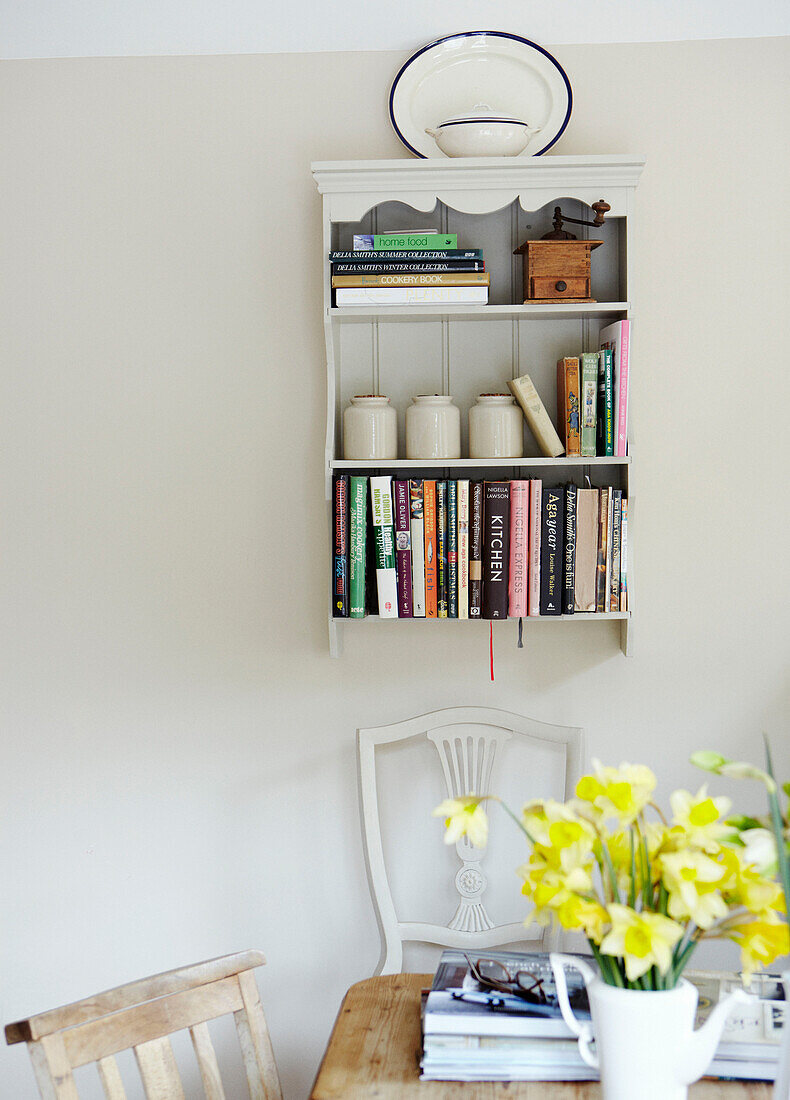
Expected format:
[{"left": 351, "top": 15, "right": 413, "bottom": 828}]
[
  {"left": 357, "top": 706, "right": 584, "bottom": 974},
  {"left": 5, "top": 949, "right": 282, "bottom": 1100}
]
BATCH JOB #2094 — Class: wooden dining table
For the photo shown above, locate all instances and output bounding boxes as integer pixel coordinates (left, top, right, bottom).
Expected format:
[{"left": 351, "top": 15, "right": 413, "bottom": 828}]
[{"left": 310, "top": 973, "right": 772, "bottom": 1098}]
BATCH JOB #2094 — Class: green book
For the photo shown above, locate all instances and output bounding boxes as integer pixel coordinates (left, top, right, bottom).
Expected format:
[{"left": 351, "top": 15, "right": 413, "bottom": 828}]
[
  {"left": 597, "top": 348, "right": 614, "bottom": 456},
  {"left": 447, "top": 480, "right": 458, "bottom": 618},
  {"left": 349, "top": 476, "right": 367, "bottom": 618},
  {"left": 370, "top": 475, "right": 397, "bottom": 618},
  {"left": 373, "top": 232, "right": 457, "bottom": 250},
  {"left": 580, "top": 352, "right": 598, "bottom": 458}
]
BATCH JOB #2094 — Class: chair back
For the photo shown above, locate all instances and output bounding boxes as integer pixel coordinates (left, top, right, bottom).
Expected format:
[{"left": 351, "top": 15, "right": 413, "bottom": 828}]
[
  {"left": 5, "top": 950, "right": 282, "bottom": 1100},
  {"left": 357, "top": 706, "right": 584, "bottom": 974}
]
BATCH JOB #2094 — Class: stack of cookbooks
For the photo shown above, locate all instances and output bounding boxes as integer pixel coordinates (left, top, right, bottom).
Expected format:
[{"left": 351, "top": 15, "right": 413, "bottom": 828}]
[
  {"left": 419, "top": 949, "right": 786, "bottom": 1083},
  {"left": 330, "top": 228, "right": 488, "bottom": 306}
]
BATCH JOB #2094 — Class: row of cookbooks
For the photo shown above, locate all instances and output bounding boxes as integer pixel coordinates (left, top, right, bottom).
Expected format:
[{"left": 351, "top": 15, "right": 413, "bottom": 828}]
[
  {"left": 332, "top": 475, "right": 627, "bottom": 619},
  {"left": 420, "top": 950, "right": 786, "bottom": 1082},
  {"left": 329, "top": 229, "right": 489, "bottom": 306}
]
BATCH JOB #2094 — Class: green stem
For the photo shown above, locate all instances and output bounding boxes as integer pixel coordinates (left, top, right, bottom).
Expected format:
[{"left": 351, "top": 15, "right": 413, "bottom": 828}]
[
  {"left": 641, "top": 831, "right": 653, "bottom": 910},
  {"left": 598, "top": 835, "right": 622, "bottom": 905},
  {"left": 763, "top": 736, "right": 790, "bottom": 915},
  {"left": 629, "top": 830, "right": 637, "bottom": 909},
  {"left": 496, "top": 798, "right": 538, "bottom": 846}
]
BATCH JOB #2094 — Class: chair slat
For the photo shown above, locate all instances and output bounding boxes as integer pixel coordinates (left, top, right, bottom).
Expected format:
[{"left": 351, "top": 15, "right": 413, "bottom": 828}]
[
  {"left": 234, "top": 971, "right": 282, "bottom": 1100},
  {"left": 97, "top": 1055, "right": 128, "bottom": 1099},
  {"left": 190, "top": 1021, "right": 226, "bottom": 1100},
  {"left": 29, "top": 1034, "right": 80, "bottom": 1100},
  {"left": 134, "top": 1036, "right": 186, "bottom": 1100},
  {"left": 6, "top": 952, "right": 265, "bottom": 1044},
  {"left": 64, "top": 976, "right": 243, "bottom": 1068}
]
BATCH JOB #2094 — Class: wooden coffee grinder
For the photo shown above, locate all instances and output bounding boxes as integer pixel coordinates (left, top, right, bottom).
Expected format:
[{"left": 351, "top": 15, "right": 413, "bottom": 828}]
[{"left": 513, "top": 199, "right": 610, "bottom": 303}]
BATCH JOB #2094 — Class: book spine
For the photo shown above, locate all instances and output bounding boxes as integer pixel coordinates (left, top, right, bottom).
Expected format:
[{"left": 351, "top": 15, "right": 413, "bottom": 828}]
[
  {"left": 332, "top": 272, "right": 490, "bottom": 288},
  {"left": 596, "top": 487, "right": 610, "bottom": 613},
  {"left": 508, "top": 480, "right": 530, "bottom": 617},
  {"left": 469, "top": 481, "right": 484, "bottom": 618},
  {"left": 370, "top": 475, "right": 398, "bottom": 618},
  {"left": 540, "top": 486, "right": 564, "bottom": 615},
  {"left": 580, "top": 353, "right": 598, "bottom": 458},
  {"left": 437, "top": 481, "right": 448, "bottom": 618},
  {"left": 597, "top": 348, "right": 614, "bottom": 456},
  {"left": 563, "top": 483, "right": 577, "bottom": 616},
  {"left": 349, "top": 475, "right": 367, "bottom": 618},
  {"left": 447, "top": 480, "right": 458, "bottom": 618},
  {"left": 620, "top": 499, "right": 629, "bottom": 611},
  {"left": 393, "top": 480, "right": 413, "bottom": 618},
  {"left": 365, "top": 486, "right": 378, "bottom": 615},
  {"left": 332, "top": 474, "right": 349, "bottom": 618},
  {"left": 335, "top": 286, "right": 488, "bottom": 306},
  {"left": 372, "top": 232, "right": 458, "bottom": 249},
  {"left": 457, "top": 480, "right": 469, "bottom": 620},
  {"left": 605, "top": 489, "right": 614, "bottom": 604},
  {"left": 616, "top": 321, "right": 630, "bottom": 457},
  {"left": 482, "top": 482, "right": 510, "bottom": 620},
  {"left": 556, "top": 357, "right": 581, "bottom": 457},
  {"left": 331, "top": 261, "right": 485, "bottom": 274},
  {"left": 609, "top": 489, "right": 622, "bottom": 612},
  {"left": 574, "top": 488, "right": 599, "bottom": 613},
  {"left": 424, "top": 481, "right": 438, "bottom": 618},
  {"left": 528, "top": 479, "right": 542, "bottom": 616},
  {"left": 328, "top": 249, "right": 483, "bottom": 262},
  {"left": 508, "top": 374, "right": 564, "bottom": 458},
  {"left": 409, "top": 480, "right": 426, "bottom": 618}
]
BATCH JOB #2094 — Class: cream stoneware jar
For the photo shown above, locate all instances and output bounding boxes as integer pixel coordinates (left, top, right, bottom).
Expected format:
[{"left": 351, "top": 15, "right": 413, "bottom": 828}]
[
  {"left": 405, "top": 395, "right": 461, "bottom": 459},
  {"left": 342, "top": 395, "right": 397, "bottom": 460},
  {"left": 469, "top": 393, "right": 524, "bottom": 458}
]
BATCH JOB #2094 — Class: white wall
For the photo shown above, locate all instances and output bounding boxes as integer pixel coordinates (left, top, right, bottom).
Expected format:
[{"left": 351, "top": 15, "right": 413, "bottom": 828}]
[
  {"left": 1, "top": 37, "right": 789, "bottom": 1099},
  {"left": 4, "top": 0, "right": 790, "bottom": 58}
]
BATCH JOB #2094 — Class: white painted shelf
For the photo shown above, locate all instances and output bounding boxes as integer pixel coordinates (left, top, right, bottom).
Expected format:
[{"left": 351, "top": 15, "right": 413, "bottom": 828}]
[
  {"left": 344, "top": 612, "right": 630, "bottom": 623},
  {"left": 312, "top": 155, "right": 645, "bottom": 659},
  {"left": 329, "top": 302, "right": 629, "bottom": 324},
  {"left": 331, "top": 456, "right": 630, "bottom": 471}
]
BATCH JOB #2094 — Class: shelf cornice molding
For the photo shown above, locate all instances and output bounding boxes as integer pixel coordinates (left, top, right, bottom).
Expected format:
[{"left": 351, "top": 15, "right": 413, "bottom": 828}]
[{"left": 311, "top": 155, "right": 645, "bottom": 219}]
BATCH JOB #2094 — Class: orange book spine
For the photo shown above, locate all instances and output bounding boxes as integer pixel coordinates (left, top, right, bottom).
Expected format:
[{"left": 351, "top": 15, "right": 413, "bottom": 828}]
[
  {"left": 423, "top": 480, "right": 438, "bottom": 619},
  {"left": 556, "top": 357, "right": 581, "bottom": 457}
]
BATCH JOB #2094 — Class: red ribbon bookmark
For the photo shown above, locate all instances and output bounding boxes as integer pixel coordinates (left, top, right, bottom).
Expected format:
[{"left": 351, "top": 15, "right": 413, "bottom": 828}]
[{"left": 489, "top": 622, "right": 495, "bottom": 682}]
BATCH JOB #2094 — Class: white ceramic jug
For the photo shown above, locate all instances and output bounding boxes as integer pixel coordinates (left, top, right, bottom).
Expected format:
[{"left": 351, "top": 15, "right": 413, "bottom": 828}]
[
  {"left": 468, "top": 393, "right": 524, "bottom": 458},
  {"left": 405, "top": 394, "right": 461, "bottom": 459},
  {"left": 342, "top": 395, "right": 397, "bottom": 460},
  {"left": 550, "top": 953, "right": 752, "bottom": 1100}
]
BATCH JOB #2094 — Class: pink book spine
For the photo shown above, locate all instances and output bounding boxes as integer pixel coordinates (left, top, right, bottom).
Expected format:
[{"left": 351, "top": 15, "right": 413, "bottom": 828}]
[
  {"left": 616, "top": 320, "right": 630, "bottom": 457},
  {"left": 528, "top": 479, "right": 542, "bottom": 616},
  {"left": 508, "top": 480, "right": 529, "bottom": 617}
]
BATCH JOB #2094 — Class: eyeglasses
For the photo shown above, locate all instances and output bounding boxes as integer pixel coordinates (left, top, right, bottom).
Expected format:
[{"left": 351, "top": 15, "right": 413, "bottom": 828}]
[{"left": 464, "top": 955, "right": 549, "bottom": 1005}]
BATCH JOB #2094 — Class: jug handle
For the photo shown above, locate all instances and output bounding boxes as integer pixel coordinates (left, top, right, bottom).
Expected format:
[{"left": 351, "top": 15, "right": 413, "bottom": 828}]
[{"left": 549, "top": 953, "right": 599, "bottom": 1069}]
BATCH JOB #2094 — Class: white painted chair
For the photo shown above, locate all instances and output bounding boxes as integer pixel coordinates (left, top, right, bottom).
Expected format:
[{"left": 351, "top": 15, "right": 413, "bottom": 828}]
[{"left": 357, "top": 706, "right": 584, "bottom": 975}]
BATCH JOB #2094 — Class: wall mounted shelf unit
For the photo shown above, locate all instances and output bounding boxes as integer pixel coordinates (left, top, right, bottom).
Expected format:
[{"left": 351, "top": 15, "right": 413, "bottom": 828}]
[{"left": 312, "top": 155, "right": 645, "bottom": 659}]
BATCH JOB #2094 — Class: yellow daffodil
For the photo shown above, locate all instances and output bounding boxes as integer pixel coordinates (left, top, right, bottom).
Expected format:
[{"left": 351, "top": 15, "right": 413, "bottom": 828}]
[
  {"left": 554, "top": 895, "right": 610, "bottom": 943},
  {"left": 659, "top": 849, "right": 729, "bottom": 929},
  {"left": 739, "top": 827, "right": 778, "bottom": 876},
  {"left": 576, "top": 760, "right": 656, "bottom": 824},
  {"left": 670, "top": 786, "right": 733, "bottom": 852},
  {"left": 432, "top": 795, "right": 489, "bottom": 848},
  {"left": 727, "top": 914, "right": 790, "bottom": 980},
  {"left": 600, "top": 904, "right": 684, "bottom": 981}
]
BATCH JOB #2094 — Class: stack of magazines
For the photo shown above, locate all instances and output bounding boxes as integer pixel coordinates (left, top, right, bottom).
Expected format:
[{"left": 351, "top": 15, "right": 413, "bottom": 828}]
[{"left": 420, "top": 949, "right": 786, "bottom": 1083}]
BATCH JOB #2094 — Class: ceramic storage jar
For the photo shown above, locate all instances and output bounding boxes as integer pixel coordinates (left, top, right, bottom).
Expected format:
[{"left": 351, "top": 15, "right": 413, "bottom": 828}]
[
  {"left": 468, "top": 393, "right": 524, "bottom": 458},
  {"left": 342, "top": 395, "right": 398, "bottom": 460},
  {"left": 405, "top": 395, "right": 461, "bottom": 459}
]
